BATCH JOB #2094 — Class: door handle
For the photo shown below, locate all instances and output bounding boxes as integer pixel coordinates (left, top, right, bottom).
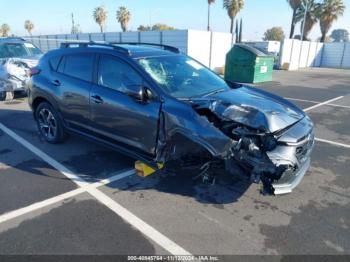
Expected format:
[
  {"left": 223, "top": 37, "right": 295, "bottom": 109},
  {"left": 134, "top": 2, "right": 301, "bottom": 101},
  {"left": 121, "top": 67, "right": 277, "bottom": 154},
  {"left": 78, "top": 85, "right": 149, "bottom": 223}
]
[
  {"left": 52, "top": 80, "right": 61, "bottom": 86},
  {"left": 91, "top": 95, "right": 104, "bottom": 104}
]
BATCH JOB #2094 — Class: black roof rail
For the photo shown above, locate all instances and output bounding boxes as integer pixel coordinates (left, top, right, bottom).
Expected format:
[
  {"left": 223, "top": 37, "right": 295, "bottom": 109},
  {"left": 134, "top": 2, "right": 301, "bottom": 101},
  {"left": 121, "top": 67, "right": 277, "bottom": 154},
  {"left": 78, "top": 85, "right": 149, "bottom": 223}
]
[
  {"left": 0, "top": 37, "right": 26, "bottom": 41},
  {"left": 60, "top": 41, "right": 131, "bottom": 55},
  {"left": 110, "top": 42, "right": 180, "bottom": 54}
]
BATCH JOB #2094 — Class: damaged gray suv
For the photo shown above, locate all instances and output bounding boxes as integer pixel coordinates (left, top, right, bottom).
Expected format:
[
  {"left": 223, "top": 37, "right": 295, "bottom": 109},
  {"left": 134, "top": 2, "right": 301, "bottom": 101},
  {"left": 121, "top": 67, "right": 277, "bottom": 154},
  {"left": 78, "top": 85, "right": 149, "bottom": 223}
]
[{"left": 28, "top": 42, "right": 314, "bottom": 195}]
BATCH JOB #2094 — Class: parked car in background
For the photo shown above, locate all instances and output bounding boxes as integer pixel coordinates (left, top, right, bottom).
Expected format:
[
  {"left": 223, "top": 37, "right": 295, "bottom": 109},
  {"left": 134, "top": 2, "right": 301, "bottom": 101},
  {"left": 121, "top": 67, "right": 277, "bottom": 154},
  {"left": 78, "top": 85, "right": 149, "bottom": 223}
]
[
  {"left": 28, "top": 42, "right": 314, "bottom": 195},
  {"left": 0, "top": 37, "right": 42, "bottom": 101}
]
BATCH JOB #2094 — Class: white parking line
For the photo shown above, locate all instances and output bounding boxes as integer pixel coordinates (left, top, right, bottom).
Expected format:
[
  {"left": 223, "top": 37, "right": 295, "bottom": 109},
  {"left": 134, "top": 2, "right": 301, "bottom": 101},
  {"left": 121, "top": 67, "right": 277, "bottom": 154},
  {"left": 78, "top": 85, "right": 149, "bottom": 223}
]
[
  {"left": 91, "top": 169, "right": 135, "bottom": 188},
  {"left": 286, "top": 97, "right": 350, "bottom": 110},
  {"left": 295, "top": 96, "right": 350, "bottom": 149},
  {"left": 0, "top": 188, "right": 86, "bottom": 224},
  {"left": 315, "top": 138, "right": 350, "bottom": 149},
  {"left": 0, "top": 122, "right": 191, "bottom": 256},
  {"left": 0, "top": 169, "right": 136, "bottom": 225},
  {"left": 87, "top": 187, "right": 191, "bottom": 255},
  {"left": 0, "top": 123, "right": 88, "bottom": 188},
  {"left": 303, "top": 96, "right": 344, "bottom": 112}
]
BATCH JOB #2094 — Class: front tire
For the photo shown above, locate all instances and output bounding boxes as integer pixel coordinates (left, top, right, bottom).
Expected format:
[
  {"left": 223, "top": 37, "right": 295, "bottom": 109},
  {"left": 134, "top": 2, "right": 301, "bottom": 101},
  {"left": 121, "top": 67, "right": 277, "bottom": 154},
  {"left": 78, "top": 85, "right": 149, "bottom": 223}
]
[{"left": 35, "top": 102, "right": 67, "bottom": 144}]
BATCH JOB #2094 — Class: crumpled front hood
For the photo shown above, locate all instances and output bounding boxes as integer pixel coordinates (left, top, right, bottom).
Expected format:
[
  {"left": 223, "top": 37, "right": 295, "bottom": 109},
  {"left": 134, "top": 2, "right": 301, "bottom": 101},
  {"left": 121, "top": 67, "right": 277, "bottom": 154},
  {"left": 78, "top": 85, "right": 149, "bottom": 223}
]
[{"left": 192, "top": 86, "right": 305, "bottom": 133}]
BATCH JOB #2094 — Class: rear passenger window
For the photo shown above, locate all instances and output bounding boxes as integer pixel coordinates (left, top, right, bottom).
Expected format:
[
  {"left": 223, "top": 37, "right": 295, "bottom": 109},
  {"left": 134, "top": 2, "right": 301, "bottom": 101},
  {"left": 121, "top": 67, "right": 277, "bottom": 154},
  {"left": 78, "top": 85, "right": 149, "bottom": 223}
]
[
  {"left": 57, "top": 56, "right": 65, "bottom": 73},
  {"left": 63, "top": 54, "right": 94, "bottom": 82},
  {"left": 49, "top": 56, "right": 62, "bottom": 71},
  {"left": 97, "top": 55, "right": 143, "bottom": 93}
]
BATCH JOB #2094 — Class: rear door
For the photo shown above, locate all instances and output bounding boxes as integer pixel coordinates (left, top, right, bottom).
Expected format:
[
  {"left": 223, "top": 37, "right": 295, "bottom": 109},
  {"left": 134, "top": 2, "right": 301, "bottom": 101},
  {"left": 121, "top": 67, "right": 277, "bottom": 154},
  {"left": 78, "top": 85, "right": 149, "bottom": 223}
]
[
  {"left": 52, "top": 52, "right": 94, "bottom": 130},
  {"left": 90, "top": 54, "right": 161, "bottom": 155}
]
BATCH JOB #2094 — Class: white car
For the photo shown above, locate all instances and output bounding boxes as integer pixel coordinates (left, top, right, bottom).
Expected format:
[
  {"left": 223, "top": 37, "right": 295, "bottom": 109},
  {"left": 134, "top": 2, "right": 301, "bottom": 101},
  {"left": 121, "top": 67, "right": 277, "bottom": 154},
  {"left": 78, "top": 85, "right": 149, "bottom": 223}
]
[{"left": 0, "top": 37, "right": 42, "bottom": 101}]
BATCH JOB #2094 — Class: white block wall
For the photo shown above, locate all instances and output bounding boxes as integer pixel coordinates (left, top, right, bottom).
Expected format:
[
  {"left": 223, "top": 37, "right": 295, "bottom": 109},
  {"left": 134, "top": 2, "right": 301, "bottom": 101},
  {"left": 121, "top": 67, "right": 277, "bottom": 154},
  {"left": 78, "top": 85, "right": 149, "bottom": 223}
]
[
  {"left": 279, "top": 39, "right": 350, "bottom": 70},
  {"left": 210, "top": 32, "right": 233, "bottom": 71},
  {"left": 187, "top": 30, "right": 211, "bottom": 67}
]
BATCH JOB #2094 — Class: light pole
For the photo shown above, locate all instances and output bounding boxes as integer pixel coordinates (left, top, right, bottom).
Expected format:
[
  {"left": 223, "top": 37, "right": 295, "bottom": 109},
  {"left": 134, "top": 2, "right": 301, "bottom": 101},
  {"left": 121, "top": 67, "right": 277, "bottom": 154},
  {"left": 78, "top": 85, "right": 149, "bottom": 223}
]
[{"left": 149, "top": 8, "right": 161, "bottom": 29}]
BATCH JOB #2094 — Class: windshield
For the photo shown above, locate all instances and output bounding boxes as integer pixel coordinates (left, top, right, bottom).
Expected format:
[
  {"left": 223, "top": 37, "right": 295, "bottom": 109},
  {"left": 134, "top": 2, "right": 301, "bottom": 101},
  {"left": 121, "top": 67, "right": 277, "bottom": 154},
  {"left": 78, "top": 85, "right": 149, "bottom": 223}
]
[
  {"left": 0, "top": 42, "right": 41, "bottom": 59},
  {"left": 137, "top": 55, "right": 230, "bottom": 98}
]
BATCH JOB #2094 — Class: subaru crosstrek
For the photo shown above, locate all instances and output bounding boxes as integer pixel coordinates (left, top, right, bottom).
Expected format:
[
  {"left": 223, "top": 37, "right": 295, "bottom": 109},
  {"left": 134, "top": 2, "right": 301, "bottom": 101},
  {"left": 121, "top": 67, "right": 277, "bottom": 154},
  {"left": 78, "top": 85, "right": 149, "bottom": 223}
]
[{"left": 28, "top": 42, "right": 314, "bottom": 195}]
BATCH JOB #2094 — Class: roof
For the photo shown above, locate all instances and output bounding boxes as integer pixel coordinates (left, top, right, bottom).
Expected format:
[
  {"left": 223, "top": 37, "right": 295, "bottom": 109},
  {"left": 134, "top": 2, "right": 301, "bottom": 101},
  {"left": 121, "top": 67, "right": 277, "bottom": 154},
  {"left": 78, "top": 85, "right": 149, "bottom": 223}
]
[
  {"left": 59, "top": 42, "right": 180, "bottom": 58},
  {"left": 118, "top": 44, "right": 177, "bottom": 58}
]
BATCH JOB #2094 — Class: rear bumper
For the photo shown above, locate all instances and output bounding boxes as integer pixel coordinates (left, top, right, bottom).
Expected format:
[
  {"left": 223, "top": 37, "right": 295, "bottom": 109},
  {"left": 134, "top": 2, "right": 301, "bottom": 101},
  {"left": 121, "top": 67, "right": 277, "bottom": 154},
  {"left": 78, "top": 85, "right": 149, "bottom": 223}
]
[{"left": 272, "top": 158, "right": 310, "bottom": 195}]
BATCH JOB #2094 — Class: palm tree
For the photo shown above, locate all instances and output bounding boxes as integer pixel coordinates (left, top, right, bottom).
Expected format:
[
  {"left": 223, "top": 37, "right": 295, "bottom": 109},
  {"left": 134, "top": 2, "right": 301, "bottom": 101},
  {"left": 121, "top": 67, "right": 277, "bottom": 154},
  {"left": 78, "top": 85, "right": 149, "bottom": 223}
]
[
  {"left": 93, "top": 6, "right": 108, "bottom": 33},
  {"left": 24, "top": 20, "right": 34, "bottom": 36},
  {"left": 0, "top": 24, "right": 11, "bottom": 37},
  {"left": 295, "top": 0, "right": 322, "bottom": 40},
  {"left": 116, "top": 6, "right": 131, "bottom": 32},
  {"left": 207, "top": 0, "right": 216, "bottom": 31},
  {"left": 287, "top": 0, "right": 302, "bottom": 38},
  {"left": 319, "top": 0, "right": 345, "bottom": 42},
  {"left": 223, "top": 0, "right": 244, "bottom": 34}
]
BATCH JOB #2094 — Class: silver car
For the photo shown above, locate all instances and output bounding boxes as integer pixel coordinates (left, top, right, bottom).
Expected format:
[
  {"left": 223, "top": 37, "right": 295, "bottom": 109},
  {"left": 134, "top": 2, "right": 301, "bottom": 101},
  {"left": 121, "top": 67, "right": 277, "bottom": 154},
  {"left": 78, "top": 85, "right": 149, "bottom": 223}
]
[{"left": 0, "top": 37, "right": 42, "bottom": 101}]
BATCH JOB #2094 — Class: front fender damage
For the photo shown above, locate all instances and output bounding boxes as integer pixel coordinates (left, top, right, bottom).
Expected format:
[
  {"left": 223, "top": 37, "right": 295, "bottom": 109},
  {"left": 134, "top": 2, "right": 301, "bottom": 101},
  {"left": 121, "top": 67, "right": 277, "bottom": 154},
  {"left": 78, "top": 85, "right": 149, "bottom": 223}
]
[{"left": 155, "top": 100, "right": 313, "bottom": 195}]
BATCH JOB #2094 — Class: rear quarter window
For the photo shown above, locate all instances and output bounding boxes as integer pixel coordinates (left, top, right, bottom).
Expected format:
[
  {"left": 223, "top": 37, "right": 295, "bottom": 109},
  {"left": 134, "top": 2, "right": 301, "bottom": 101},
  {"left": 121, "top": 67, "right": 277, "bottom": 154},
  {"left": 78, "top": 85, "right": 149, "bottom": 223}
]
[
  {"left": 49, "top": 56, "right": 62, "bottom": 71},
  {"left": 59, "top": 53, "right": 94, "bottom": 82}
]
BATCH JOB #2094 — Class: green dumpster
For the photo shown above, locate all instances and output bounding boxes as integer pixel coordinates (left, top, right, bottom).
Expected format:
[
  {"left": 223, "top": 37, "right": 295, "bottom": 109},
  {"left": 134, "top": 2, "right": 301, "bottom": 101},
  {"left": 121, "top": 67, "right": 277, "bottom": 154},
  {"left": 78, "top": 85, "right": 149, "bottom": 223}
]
[{"left": 224, "top": 44, "right": 274, "bottom": 84}]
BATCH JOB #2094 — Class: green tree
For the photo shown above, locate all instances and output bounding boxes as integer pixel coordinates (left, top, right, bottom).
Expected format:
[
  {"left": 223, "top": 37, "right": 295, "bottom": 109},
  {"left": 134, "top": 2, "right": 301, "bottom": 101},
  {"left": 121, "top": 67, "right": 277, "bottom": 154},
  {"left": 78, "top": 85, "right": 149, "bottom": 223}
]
[
  {"left": 24, "top": 20, "right": 34, "bottom": 36},
  {"left": 295, "top": 0, "right": 322, "bottom": 40},
  {"left": 317, "top": 35, "right": 332, "bottom": 42},
  {"left": 117, "top": 6, "right": 131, "bottom": 32},
  {"left": 93, "top": 6, "right": 108, "bottom": 33},
  {"left": 0, "top": 24, "right": 11, "bottom": 37},
  {"left": 207, "top": 0, "right": 216, "bottom": 31},
  {"left": 287, "top": 0, "right": 302, "bottom": 38},
  {"left": 223, "top": 0, "right": 244, "bottom": 34},
  {"left": 330, "top": 29, "right": 349, "bottom": 42},
  {"left": 137, "top": 24, "right": 176, "bottom": 31},
  {"left": 263, "top": 27, "right": 285, "bottom": 41},
  {"left": 319, "top": 0, "right": 345, "bottom": 42},
  {"left": 151, "top": 24, "right": 176, "bottom": 31},
  {"left": 137, "top": 25, "right": 151, "bottom": 31}
]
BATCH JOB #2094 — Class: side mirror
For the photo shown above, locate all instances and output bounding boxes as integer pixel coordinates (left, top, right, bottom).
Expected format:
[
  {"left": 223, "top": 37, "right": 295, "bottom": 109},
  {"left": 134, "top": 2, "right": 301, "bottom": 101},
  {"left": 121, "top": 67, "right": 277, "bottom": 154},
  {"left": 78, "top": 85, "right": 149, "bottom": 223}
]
[{"left": 125, "top": 84, "right": 146, "bottom": 102}]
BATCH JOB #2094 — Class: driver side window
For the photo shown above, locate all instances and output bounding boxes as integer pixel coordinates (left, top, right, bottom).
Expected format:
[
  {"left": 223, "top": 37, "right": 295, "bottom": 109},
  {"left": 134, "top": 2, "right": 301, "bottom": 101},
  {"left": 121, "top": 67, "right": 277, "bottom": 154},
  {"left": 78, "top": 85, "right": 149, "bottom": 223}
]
[{"left": 97, "top": 55, "right": 143, "bottom": 93}]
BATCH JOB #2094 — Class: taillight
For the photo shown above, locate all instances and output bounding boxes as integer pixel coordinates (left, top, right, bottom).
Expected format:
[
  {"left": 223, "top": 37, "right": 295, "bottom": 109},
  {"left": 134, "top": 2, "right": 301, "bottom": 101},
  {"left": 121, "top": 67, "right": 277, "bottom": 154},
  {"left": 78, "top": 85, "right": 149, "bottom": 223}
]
[{"left": 29, "top": 68, "right": 41, "bottom": 77}]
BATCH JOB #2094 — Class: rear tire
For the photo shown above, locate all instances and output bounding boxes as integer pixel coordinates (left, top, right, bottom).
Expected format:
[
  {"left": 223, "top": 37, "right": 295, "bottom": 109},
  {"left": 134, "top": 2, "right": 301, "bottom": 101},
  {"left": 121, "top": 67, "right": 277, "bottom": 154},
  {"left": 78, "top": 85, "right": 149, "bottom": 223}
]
[{"left": 35, "top": 102, "right": 67, "bottom": 144}]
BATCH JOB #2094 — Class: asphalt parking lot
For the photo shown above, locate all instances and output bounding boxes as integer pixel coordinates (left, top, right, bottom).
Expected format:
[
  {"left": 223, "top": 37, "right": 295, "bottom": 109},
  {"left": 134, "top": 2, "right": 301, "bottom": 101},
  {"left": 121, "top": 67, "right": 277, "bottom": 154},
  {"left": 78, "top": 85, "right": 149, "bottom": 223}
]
[{"left": 0, "top": 68, "right": 349, "bottom": 257}]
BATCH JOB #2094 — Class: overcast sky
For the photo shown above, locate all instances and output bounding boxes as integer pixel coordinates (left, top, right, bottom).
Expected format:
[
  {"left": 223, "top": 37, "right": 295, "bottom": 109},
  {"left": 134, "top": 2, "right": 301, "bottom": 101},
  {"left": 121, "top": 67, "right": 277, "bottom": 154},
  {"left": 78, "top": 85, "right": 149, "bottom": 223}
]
[{"left": 1, "top": 0, "right": 349, "bottom": 40}]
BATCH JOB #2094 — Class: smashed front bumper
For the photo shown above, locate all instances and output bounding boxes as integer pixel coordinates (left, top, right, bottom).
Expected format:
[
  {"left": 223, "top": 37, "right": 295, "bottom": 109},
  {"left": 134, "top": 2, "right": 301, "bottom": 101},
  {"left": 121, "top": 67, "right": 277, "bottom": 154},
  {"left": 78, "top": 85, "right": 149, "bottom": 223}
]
[
  {"left": 272, "top": 158, "right": 311, "bottom": 195},
  {"left": 0, "top": 58, "right": 33, "bottom": 96},
  {"left": 269, "top": 120, "right": 315, "bottom": 195}
]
